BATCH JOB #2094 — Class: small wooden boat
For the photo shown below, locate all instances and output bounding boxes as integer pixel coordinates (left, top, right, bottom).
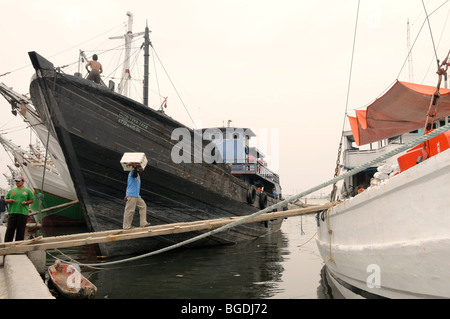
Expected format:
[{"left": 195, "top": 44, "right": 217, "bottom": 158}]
[{"left": 48, "top": 260, "right": 97, "bottom": 299}]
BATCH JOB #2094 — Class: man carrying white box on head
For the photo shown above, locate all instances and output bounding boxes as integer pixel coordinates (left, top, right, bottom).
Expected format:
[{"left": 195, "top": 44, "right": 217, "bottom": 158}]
[{"left": 121, "top": 153, "right": 151, "bottom": 230}]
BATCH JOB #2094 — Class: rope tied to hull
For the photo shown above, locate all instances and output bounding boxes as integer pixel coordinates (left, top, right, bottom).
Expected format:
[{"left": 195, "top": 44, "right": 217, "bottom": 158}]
[{"left": 326, "top": 207, "right": 334, "bottom": 264}]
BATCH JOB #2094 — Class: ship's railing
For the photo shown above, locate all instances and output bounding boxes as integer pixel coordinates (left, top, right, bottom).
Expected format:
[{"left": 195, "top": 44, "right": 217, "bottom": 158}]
[{"left": 230, "top": 161, "right": 280, "bottom": 185}]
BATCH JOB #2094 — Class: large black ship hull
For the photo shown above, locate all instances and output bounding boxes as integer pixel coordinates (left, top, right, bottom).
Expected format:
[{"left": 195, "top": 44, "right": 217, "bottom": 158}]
[{"left": 28, "top": 52, "right": 284, "bottom": 257}]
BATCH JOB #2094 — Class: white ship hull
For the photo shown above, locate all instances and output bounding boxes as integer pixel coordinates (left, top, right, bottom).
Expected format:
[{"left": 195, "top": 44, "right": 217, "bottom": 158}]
[
  {"left": 316, "top": 148, "right": 450, "bottom": 298},
  {"left": 24, "top": 159, "right": 76, "bottom": 201}
]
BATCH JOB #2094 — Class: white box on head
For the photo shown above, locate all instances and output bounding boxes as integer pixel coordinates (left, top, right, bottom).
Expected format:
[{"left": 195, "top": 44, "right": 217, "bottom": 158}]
[{"left": 120, "top": 152, "right": 148, "bottom": 171}]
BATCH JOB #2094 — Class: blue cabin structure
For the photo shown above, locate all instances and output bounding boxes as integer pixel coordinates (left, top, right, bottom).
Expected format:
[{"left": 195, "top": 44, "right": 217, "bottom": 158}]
[{"left": 200, "top": 127, "right": 282, "bottom": 200}]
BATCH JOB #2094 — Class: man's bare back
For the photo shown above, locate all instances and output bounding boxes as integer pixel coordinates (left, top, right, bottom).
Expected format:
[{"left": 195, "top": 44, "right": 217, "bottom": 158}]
[
  {"left": 86, "top": 60, "right": 103, "bottom": 73},
  {"left": 85, "top": 54, "right": 103, "bottom": 83}
]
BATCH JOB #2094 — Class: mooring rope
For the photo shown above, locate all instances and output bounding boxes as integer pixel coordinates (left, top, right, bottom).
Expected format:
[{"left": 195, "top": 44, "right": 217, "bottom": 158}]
[{"left": 64, "top": 122, "right": 450, "bottom": 268}]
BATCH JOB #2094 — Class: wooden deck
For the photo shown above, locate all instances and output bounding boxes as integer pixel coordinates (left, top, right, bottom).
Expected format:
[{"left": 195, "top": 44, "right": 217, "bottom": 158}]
[{"left": 0, "top": 202, "right": 335, "bottom": 255}]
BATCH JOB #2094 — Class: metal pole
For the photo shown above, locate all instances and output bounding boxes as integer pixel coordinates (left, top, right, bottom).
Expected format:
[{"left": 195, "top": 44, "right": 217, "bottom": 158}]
[{"left": 143, "top": 21, "right": 150, "bottom": 106}]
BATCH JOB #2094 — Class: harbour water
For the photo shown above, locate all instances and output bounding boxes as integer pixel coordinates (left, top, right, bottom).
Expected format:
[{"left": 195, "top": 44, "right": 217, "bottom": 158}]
[{"left": 40, "top": 213, "right": 342, "bottom": 299}]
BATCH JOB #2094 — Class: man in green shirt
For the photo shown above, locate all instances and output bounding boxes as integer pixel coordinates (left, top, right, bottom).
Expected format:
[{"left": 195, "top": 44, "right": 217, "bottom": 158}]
[{"left": 4, "top": 176, "right": 34, "bottom": 242}]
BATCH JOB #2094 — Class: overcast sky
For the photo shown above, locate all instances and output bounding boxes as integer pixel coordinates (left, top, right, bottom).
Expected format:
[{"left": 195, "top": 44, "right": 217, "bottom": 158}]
[{"left": 1, "top": 0, "right": 450, "bottom": 196}]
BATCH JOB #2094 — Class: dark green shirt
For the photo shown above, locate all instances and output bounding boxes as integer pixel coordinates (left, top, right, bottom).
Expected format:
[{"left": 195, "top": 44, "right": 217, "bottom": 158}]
[{"left": 6, "top": 187, "right": 34, "bottom": 215}]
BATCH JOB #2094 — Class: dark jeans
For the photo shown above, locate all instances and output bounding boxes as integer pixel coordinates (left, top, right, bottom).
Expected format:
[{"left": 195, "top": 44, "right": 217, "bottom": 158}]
[{"left": 4, "top": 214, "right": 28, "bottom": 242}]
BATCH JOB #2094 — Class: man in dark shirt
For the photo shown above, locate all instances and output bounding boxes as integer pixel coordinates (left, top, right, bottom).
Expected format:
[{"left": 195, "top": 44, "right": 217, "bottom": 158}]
[{"left": 0, "top": 195, "right": 6, "bottom": 225}]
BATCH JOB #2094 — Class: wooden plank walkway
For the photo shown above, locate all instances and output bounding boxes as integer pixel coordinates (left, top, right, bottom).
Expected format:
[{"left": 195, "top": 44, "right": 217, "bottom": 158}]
[{"left": 0, "top": 202, "right": 336, "bottom": 255}]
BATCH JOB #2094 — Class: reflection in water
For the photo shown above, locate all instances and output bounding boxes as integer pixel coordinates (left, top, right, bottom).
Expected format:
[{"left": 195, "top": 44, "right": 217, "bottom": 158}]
[
  {"left": 90, "top": 231, "right": 285, "bottom": 299},
  {"left": 318, "top": 265, "right": 345, "bottom": 299},
  {"left": 39, "top": 215, "right": 340, "bottom": 299}
]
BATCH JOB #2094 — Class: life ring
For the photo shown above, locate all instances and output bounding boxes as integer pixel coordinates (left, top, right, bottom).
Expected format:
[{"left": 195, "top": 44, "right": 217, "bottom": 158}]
[
  {"left": 259, "top": 193, "right": 267, "bottom": 209},
  {"left": 247, "top": 186, "right": 256, "bottom": 204}
]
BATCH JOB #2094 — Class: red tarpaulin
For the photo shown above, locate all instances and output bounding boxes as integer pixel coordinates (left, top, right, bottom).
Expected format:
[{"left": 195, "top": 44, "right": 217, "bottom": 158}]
[{"left": 349, "top": 81, "right": 450, "bottom": 145}]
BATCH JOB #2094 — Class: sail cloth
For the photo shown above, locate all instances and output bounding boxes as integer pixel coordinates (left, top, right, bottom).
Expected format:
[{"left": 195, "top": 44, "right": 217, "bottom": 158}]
[{"left": 349, "top": 80, "right": 450, "bottom": 145}]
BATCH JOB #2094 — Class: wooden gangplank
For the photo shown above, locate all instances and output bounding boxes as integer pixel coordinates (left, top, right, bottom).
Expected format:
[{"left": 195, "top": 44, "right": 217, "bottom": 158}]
[{"left": 0, "top": 202, "right": 336, "bottom": 255}]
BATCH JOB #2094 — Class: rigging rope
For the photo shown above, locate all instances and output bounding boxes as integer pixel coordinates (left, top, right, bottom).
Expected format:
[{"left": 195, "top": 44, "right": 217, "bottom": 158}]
[
  {"left": 397, "top": 0, "right": 450, "bottom": 80},
  {"left": 151, "top": 46, "right": 198, "bottom": 129},
  {"left": 36, "top": 128, "right": 51, "bottom": 224},
  {"left": 65, "top": 122, "right": 450, "bottom": 268},
  {"left": 331, "top": 0, "right": 360, "bottom": 201},
  {"left": 0, "top": 22, "right": 126, "bottom": 79},
  {"left": 422, "top": 0, "right": 440, "bottom": 69},
  {"left": 151, "top": 46, "right": 163, "bottom": 106},
  {"left": 35, "top": 75, "right": 59, "bottom": 224},
  {"left": 422, "top": 4, "right": 450, "bottom": 83}
]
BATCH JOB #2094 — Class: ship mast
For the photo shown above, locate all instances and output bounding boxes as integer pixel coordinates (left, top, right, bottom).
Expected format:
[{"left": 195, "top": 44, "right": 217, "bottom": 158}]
[
  {"left": 110, "top": 12, "right": 144, "bottom": 97},
  {"left": 406, "top": 19, "right": 414, "bottom": 83},
  {"left": 143, "top": 21, "right": 151, "bottom": 107}
]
